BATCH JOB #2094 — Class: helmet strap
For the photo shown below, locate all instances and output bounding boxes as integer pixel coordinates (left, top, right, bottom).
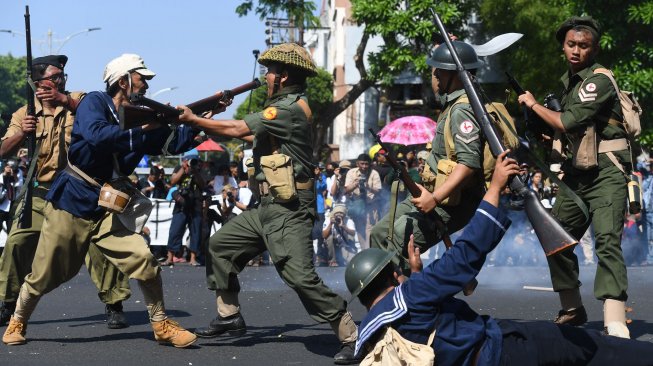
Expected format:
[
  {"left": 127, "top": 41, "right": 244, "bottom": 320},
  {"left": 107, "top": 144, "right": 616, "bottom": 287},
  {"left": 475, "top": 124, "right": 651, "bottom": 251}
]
[{"left": 273, "top": 73, "right": 282, "bottom": 94}]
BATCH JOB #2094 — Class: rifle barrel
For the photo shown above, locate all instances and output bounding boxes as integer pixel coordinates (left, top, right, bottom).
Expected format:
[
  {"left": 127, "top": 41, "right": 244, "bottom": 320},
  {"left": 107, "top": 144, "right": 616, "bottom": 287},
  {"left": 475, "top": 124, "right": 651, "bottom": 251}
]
[{"left": 19, "top": 5, "right": 34, "bottom": 229}]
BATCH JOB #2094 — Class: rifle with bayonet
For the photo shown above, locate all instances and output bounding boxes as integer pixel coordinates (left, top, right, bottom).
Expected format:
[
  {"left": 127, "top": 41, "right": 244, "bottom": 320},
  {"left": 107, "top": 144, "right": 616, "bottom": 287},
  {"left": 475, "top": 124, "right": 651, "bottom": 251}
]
[
  {"left": 430, "top": 9, "right": 576, "bottom": 256},
  {"left": 369, "top": 129, "right": 478, "bottom": 296},
  {"left": 18, "top": 5, "right": 35, "bottom": 229},
  {"left": 119, "top": 79, "right": 262, "bottom": 130}
]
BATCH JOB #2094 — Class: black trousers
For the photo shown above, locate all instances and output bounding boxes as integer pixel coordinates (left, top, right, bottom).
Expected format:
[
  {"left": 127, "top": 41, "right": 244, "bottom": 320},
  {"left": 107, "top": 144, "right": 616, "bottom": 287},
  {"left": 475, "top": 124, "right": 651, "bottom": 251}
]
[{"left": 498, "top": 320, "right": 653, "bottom": 365}]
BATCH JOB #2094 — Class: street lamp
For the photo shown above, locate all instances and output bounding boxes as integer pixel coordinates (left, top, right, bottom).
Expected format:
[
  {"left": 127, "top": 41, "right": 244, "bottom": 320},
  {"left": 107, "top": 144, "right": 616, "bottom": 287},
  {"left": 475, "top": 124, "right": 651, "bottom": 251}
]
[
  {"left": 1, "top": 27, "right": 101, "bottom": 54},
  {"left": 148, "top": 87, "right": 179, "bottom": 99}
]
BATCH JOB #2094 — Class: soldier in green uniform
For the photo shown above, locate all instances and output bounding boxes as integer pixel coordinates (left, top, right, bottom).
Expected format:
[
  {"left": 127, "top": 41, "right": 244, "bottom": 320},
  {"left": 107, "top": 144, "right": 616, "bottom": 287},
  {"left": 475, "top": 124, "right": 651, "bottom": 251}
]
[
  {"left": 0, "top": 55, "right": 131, "bottom": 329},
  {"left": 518, "top": 16, "right": 631, "bottom": 338},
  {"left": 177, "top": 43, "right": 359, "bottom": 364},
  {"left": 368, "top": 41, "right": 486, "bottom": 274}
]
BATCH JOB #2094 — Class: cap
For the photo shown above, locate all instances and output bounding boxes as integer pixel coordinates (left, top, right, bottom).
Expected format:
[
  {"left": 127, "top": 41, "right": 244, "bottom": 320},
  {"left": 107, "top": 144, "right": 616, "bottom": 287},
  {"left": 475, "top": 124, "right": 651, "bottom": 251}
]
[
  {"left": 103, "top": 54, "right": 156, "bottom": 86},
  {"left": 339, "top": 160, "right": 352, "bottom": 169},
  {"left": 182, "top": 148, "right": 200, "bottom": 161},
  {"left": 555, "top": 16, "right": 601, "bottom": 44},
  {"left": 332, "top": 204, "right": 347, "bottom": 216},
  {"left": 318, "top": 162, "right": 326, "bottom": 169},
  {"left": 520, "top": 162, "right": 530, "bottom": 168},
  {"left": 417, "top": 150, "right": 429, "bottom": 161},
  {"left": 33, "top": 55, "right": 67, "bottom": 69}
]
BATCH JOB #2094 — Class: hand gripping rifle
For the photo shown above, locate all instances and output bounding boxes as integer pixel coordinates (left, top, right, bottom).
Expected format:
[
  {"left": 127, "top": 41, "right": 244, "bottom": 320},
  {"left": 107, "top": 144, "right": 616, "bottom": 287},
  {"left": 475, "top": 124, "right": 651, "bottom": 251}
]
[
  {"left": 431, "top": 9, "right": 576, "bottom": 256},
  {"left": 18, "top": 5, "right": 35, "bottom": 229},
  {"left": 370, "top": 130, "right": 478, "bottom": 296},
  {"left": 119, "top": 79, "right": 262, "bottom": 130}
]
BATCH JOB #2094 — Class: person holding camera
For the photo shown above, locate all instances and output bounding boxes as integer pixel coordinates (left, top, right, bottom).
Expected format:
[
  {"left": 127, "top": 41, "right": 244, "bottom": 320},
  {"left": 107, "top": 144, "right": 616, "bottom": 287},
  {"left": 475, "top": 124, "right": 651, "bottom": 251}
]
[
  {"left": 162, "top": 150, "right": 206, "bottom": 267},
  {"left": 344, "top": 154, "right": 381, "bottom": 251},
  {"left": 322, "top": 204, "right": 357, "bottom": 266},
  {"left": 217, "top": 184, "right": 250, "bottom": 224}
]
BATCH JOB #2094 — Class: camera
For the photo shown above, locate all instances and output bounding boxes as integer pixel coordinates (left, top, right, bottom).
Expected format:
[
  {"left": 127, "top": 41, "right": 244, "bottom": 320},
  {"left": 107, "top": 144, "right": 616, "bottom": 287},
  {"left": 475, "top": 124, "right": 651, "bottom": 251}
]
[
  {"left": 543, "top": 93, "right": 562, "bottom": 112},
  {"left": 226, "top": 191, "right": 234, "bottom": 199},
  {"left": 335, "top": 216, "right": 342, "bottom": 225},
  {"left": 189, "top": 158, "right": 199, "bottom": 169},
  {"left": 358, "top": 173, "right": 367, "bottom": 190}
]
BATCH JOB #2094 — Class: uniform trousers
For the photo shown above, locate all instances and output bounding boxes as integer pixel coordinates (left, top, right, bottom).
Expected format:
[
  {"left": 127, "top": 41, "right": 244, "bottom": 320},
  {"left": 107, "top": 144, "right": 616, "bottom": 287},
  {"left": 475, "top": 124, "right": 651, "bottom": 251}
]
[
  {"left": 497, "top": 320, "right": 653, "bottom": 365},
  {"left": 22, "top": 202, "right": 158, "bottom": 298},
  {"left": 0, "top": 191, "right": 130, "bottom": 303},
  {"left": 206, "top": 189, "right": 346, "bottom": 323},
  {"left": 548, "top": 165, "right": 628, "bottom": 300}
]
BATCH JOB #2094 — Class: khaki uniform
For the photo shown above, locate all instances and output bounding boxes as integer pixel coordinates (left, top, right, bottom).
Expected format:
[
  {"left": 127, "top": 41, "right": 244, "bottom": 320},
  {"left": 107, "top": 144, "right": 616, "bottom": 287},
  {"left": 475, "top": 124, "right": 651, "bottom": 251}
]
[
  {"left": 206, "top": 85, "right": 348, "bottom": 324},
  {"left": 0, "top": 94, "right": 130, "bottom": 304},
  {"left": 548, "top": 62, "right": 630, "bottom": 301},
  {"left": 369, "top": 90, "right": 485, "bottom": 271}
]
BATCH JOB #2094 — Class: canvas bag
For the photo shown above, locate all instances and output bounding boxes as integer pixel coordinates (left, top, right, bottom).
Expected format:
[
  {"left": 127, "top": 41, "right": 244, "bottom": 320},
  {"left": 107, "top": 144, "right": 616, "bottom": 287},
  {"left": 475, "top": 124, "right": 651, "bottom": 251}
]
[
  {"left": 593, "top": 68, "right": 642, "bottom": 139},
  {"left": 360, "top": 326, "right": 436, "bottom": 366}
]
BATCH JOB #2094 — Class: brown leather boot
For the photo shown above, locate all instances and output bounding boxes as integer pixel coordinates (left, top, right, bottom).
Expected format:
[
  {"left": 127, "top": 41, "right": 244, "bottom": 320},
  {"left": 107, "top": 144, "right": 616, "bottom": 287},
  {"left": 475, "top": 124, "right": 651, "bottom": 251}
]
[
  {"left": 152, "top": 319, "right": 197, "bottom": 348},
  {"left": 553, "top": 306, "right": 588, "bottom": 326},
  {"left": 3, "top": 316, "right": 27, "bottom": 345}
]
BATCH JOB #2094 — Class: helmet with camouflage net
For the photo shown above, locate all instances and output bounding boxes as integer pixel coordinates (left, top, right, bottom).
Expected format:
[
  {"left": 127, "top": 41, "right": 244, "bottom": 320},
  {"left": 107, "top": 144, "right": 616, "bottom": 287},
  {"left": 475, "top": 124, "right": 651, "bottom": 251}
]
[
  {"left": 345, "top": 248, "right": 396, "bottom": 300},
  {"left": 427, "top": 40, "right": 483, "bottom": 71},
  {"left": 258, "top": 43, "right": 317, "bottom": 77}
]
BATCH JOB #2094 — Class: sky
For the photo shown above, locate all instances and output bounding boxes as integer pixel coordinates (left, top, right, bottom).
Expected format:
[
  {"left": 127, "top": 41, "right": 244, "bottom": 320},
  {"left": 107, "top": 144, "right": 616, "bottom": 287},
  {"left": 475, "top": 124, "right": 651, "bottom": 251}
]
[{"left": 1, "top": 0, "right": 271, "bottom": 118}]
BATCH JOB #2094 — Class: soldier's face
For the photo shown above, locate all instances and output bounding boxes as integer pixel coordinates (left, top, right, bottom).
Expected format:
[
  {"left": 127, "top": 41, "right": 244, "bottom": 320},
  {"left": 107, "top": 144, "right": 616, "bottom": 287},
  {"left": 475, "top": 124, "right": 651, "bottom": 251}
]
[
  {"left": 265, "top": 64, "right": 288, "bottom": 97},
  {"left": 563, "top": 30, "right": 598, "bottom": 72}
]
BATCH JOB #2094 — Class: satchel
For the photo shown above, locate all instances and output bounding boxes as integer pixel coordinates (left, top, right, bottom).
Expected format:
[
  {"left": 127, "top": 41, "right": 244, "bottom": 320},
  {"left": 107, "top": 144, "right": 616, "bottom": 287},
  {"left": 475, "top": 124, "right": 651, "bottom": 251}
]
[
  {"left": 260, "top": 153, "right": 297, "bottom": 202},
  {"left": 434, "top": 159, "right": 460, "bottom": 206},
  {"left": 360, "top": 326, "right": 436, "bottom": 366}
]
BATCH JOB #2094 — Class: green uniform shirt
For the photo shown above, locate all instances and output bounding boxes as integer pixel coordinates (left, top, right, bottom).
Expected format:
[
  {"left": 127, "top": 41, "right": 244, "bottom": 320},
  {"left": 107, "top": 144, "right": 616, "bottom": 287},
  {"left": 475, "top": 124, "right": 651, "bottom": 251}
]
[
  {"left": 429, "top": 89, "right": 483, "bottom": 171},
  {"left": 559, "top": 62, "right": 630, "bottom": 169},
  {"left": 244, "top": 85, "right": 314, "bottom": 181}
]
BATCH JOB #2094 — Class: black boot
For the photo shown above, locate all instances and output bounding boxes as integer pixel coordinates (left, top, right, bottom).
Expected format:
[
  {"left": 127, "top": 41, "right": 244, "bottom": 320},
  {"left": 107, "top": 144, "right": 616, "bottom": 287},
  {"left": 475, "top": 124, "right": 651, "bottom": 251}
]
[
  {"left": 0, "top": 301, "right": 16, "bottom": 327},
  {"left": 333, "top": 342, "right": 361, "bottom": 365},
  {"left": 194, "top": 313, "right": 246, "bottom": 338},
  {"left": 105, "top": 301, "right": 128, "bottom": 329}
]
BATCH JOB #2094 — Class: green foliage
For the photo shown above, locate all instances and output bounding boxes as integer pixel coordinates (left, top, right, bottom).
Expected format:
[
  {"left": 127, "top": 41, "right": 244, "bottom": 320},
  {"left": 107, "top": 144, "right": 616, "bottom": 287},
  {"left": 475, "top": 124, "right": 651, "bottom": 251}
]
[
  {"left": 351, "top": 0, "right": 477, "bottom": 85},
  {"left": 305, "top": 68, "right": 334, "bottom": 123},
  {"left": 235, "top": 0, "right": 319, "bottom": 28},
  {"left": 233, "top": 81, "right": 268, "bottom": 119},
  {"left": 0, "top": 54, "right": 27, "bottom": 119},
  {"left": 480, "top": 0, "right": 653, "bottom": 147}
]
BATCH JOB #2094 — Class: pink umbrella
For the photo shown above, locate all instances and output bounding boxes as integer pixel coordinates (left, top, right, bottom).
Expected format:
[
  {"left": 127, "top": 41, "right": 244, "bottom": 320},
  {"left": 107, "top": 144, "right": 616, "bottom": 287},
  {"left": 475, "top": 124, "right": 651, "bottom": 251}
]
[{"left": 378, "top": 115, "right": 437, "bottom": 145}]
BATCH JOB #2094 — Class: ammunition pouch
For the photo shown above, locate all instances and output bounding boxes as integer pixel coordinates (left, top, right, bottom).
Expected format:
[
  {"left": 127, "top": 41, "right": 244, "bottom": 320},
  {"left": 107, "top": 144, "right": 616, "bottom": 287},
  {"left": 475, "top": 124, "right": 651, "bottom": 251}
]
[
  {"left": 99, "top": 177, "right": 153, "bottom": 233},
  {"left": 419, "top": 162, "right": 437, "bottom": 193},
  {"left": 435, "top": 159, "right": 460, "bottom": 206},
  {"left": 570, "top": 125, "right": 598, "bottom": 170},
  {"left": 260, "top": 153, "right": 297, "bottom": 202}
]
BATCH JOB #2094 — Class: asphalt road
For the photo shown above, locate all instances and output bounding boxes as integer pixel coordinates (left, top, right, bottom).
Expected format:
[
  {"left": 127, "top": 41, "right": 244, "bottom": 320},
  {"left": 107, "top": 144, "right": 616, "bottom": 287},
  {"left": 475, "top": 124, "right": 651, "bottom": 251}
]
[{"left": 1, "top": 263, "right": 652, "bottom": 366}]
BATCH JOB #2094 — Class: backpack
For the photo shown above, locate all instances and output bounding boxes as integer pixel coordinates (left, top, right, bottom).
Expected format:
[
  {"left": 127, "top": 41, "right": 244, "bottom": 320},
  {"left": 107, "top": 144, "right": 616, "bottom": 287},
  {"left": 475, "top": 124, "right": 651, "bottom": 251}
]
[
  {"left": 593, "top": 68, "right": 642, "bottom": 139},
  {"left": 444, "top": 96, "right": 520, "bottom": 185},
  {"left": 360, "top": 326, "right": 436, "bottom": 366}
]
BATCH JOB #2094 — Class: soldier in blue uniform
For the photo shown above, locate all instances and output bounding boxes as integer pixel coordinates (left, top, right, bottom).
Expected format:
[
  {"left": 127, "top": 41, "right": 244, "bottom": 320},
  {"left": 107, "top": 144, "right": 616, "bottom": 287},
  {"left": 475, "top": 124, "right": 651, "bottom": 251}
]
[{"left": 346, "top": 151, "right": 653, "bottom": 365}]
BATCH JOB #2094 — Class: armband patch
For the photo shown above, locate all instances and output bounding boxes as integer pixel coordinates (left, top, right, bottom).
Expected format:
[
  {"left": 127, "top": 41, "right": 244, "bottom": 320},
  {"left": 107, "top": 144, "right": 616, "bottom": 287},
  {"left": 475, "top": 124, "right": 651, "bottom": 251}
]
[{"left": 263, "top": 107, "right": 278, "bottom": 120}]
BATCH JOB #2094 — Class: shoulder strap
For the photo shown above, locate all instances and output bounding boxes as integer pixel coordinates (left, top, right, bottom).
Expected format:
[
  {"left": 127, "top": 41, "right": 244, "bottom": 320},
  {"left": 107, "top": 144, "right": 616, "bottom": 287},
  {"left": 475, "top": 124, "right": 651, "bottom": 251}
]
[
  {"left": 593, "top": 68, "right": 621, "bottom": 93},
  {"left": 296, "top": 98, "right": 313, "bottom": 122},
  {"left": 443, "top": 96, "right": 469, "bottom": 161}
]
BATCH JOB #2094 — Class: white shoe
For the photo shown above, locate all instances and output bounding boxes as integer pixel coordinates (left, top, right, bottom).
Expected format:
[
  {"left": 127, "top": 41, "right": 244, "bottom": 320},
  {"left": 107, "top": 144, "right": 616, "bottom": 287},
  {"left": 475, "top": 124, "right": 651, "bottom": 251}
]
[{"left": 605, "top": 321, "right": 630, "bottom": 339}]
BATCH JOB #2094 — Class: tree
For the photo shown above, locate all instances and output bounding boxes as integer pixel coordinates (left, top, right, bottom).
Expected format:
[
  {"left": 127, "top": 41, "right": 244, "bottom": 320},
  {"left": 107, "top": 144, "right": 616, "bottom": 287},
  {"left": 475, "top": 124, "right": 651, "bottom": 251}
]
[
  {"left": 480, "top": 0, "right": 653, "bottom": 146},
  {"left": 0, "top": 54, "right": 27, "bottom": 124},
  {"left": 235, "top": 0, "right": 477, "bottom": 158}
]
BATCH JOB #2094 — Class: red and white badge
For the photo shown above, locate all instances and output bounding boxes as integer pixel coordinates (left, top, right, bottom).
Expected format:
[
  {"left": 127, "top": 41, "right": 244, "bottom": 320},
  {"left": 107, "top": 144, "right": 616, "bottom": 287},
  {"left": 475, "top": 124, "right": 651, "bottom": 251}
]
[
  {"left": 585, "top": 83, "right": 597, "bottom": 92},
  {"left": 459, "top": 120, "right": 474, "bottom": 134}
]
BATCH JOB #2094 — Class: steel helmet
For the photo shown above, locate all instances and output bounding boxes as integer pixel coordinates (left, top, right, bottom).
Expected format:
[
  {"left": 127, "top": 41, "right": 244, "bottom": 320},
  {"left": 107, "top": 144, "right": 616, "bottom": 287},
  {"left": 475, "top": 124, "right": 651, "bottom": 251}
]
[
  {"left": 258, "top": 43, "right": 317, "bottom": 76},
  {"left": 427, "top": 41, "right": 483, "bottom": 71},
  {"left": 345, "top": 248, "right": 396, "bottom": 299}
]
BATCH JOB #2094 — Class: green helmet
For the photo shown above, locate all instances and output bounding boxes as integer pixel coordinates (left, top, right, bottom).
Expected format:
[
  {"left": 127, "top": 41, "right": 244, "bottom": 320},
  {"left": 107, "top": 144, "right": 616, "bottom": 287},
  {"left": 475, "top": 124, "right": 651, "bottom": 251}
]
[
  {"left": 345, "top": 248, "right": 396, "bottom": 300},
  {"left": 426, "top": 41, "right": 483, "bottom": 71},
  {"left": 258, "top": 43, "right": 317, "bottom": 76}
]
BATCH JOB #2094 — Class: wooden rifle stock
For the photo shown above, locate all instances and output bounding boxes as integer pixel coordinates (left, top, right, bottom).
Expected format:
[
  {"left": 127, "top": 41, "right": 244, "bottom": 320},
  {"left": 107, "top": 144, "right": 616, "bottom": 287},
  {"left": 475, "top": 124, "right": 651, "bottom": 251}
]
[
  {"left": 431, "top": 9, "right": 576, "bottom": 256},
  {"left": 18, "top": 5, "right": 34, "bottom": 229},
  {"left": 119, "top": 78, "right": 262, "bottom": 130},
  {"left": 370, "top": 129, "right": 478, "bottom": 295}
]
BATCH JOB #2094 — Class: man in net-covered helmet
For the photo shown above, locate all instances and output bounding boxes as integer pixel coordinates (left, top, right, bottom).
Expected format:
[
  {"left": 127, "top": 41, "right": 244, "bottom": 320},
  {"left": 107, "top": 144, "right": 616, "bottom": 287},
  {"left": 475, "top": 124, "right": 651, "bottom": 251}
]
[
  {"left": 369, "top": 41, "right": 487, "bottom": 277},
  {"left": 177, "top": 43, "right": 359, "bottom": 364}
]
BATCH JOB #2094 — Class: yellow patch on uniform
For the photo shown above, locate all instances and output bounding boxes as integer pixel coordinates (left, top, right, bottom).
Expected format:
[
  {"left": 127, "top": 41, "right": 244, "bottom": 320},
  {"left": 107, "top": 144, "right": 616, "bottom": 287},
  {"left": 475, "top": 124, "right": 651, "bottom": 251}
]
[{"left": 263, "top": 107, "right": 278, "bottom": 120}]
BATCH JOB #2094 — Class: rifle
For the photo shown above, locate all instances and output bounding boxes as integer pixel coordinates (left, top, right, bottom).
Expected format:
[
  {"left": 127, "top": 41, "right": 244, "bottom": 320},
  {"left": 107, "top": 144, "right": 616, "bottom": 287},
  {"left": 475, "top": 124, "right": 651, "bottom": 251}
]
[
  {"left": 505, "top": 72, "right": 555, "bottom": 140},
  {"left": 431, "top": 9, "right": 576, "bottom": 256},
  {"left": 18, "top": 5, "right": 34, "bottom": 229},
  {"left": 119, "top": 79, "right": 262, "bottom": 130},
  {"left": 370, "top": 129, "right": 477, "bottom": 296}
]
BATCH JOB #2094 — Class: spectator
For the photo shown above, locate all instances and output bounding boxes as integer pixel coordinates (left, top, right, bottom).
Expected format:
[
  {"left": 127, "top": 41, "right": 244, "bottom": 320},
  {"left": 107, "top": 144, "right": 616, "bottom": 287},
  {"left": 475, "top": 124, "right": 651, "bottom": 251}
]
[
  {"left": 212, "top": 164, "right": 237, "bottom": 196},
  {"left": 322, "top": 204, "right": 357, "bottom": 266},
  {"left": 229, "top": 161, "right": 240, "bottom": 183},
  {"left": 313, "top": 163, "right": 328, "bottom": 266},
  {"left": 0, "top": 163, "right": 16, "bottom": 234},
  {"left": 162, "top": 152, "right": 206, "bottom": 267},
  {"left": 330, "top": 160, "right": 351, "bottom": 205},
  {"left": 138, "top": 166, "right": 167, "bottom": 199},
  {"left": 217, "top": 183, "right": 250, "bottom": 224},
  {"left": 324, "top": 162, "right": 338, "bottom": 209},
  {"left": 528, "top": 170, "right": 545, "bottom": 200},
  {"left": 344, "top": 153, "right": 381, "bottom": 250}
]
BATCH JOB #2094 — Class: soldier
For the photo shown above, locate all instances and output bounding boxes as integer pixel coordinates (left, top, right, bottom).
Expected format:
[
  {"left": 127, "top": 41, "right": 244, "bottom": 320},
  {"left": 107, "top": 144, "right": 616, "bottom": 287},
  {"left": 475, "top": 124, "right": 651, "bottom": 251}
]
[
  {"left": 2, "top": 54, "right": 197, "bottom": 347},
  {"left": 0, "top": 55, "right": 131, "bottom": 329},
  {"left": 177, "top": 43, "right": 359, "bottom": 364},
  {"left": 346, "top": 151, "right": 653, "bottom": 365},
  {"left": 518, "top": 17, "right": 632, "bottom": 338},
  {"left": 369, "top": 41, "right": 486, "bottom": 274}
]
